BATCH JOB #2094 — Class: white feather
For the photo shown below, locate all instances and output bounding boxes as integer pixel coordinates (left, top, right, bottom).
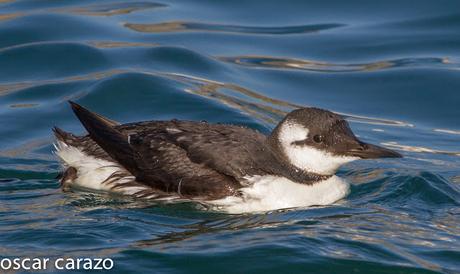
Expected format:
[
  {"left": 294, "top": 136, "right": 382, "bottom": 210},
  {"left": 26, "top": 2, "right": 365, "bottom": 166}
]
[
  {"left": 209, "top": 175, "right": 350, "bottom": 214},
  {"left": 55, "top": 141, "right": 151, "bottom": 195}
]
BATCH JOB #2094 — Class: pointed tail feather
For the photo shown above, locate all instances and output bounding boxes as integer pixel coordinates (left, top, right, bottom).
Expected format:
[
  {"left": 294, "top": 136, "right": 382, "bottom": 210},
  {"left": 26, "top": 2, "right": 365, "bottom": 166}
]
[
  {"left": 53, "top": 126, "right": 74, "bottom": 143},
  {"left": 68, "top": 101, "right": 139, "bottom": 175}
]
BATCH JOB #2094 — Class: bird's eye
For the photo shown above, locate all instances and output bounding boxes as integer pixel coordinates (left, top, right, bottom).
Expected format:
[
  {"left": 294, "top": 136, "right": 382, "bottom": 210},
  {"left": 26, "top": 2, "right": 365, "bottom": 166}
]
[{"left": 313, "top": 135, "right": 324, "bottom": 143}]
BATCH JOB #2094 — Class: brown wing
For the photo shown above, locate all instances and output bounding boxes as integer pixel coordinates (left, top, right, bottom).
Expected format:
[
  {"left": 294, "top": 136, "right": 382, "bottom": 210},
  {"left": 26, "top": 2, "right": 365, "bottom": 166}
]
[
  {"left": 54, "top": 124, "right": 239, "bottom": 199},
  {"left": 64, "top": 102, "right": 279, "bottom": 198},
  {"left": 123, "top": 130, "right": 241, "bottom": 198},
  {"left": 125, "top": 120, "right": 276, "bottom": 180}
]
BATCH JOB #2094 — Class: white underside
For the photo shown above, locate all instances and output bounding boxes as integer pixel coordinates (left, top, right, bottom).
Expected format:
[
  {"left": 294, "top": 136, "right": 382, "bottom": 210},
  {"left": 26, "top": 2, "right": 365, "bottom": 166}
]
[
  {"left": 54, "top": 141, "right": 152, "bottom": 196},
  {"left": 209, "top": 175, "right": 350, "bottom": 214},
  {"left": 55, "top": 141, "right": 350, "bottom": 213}
]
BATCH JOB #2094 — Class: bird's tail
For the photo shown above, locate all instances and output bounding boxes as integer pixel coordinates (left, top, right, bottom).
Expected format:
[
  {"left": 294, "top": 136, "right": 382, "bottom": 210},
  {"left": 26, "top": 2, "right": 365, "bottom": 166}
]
[{"left": 68, "top": 101, "right": 140, "bottom": 177}]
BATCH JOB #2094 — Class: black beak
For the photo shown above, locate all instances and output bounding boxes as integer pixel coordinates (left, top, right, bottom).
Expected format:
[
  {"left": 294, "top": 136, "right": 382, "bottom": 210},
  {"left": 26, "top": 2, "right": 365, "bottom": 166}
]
[{"left": 345, "top": 142, "right": 402, "bottom": 159}]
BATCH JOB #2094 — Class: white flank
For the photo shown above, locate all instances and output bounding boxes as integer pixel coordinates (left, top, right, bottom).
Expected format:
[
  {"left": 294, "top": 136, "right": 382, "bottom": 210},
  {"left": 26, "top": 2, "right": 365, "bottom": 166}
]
[
  {"left": 278, "top": 122, "right": 358, "bottom": 175},
  {"left": 54, "top": 141, "right": 150, "bottom": 195},
  {"left": 209, "top": 175, "right": 350, "bottom": 214}
]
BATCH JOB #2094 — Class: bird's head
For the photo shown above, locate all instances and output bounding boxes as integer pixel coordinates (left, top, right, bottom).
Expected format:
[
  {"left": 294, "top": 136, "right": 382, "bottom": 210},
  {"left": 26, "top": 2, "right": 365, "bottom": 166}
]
[{"left": 269, "top": 108, "right": 401, "bottom": 175}]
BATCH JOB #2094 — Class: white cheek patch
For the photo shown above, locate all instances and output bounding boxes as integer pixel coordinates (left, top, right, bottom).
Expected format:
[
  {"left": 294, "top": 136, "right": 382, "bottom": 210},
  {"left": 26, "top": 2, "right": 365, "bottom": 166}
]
[
  {"left": 278, "top": 122, "right": 310, "bottom": 145},
  {"left": 284, "top": 145, "right": 358, "bottom": 175},
  {"left": 279, "top": 122, "right": 358, "bottom": 175}
]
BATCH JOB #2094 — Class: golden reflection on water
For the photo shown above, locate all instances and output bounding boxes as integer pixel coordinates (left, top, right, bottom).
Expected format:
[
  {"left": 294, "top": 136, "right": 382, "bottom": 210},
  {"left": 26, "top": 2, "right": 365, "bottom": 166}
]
[
  {"left": 167, "top": 73, "right": 289, "bottom": 125},
  {"left": 124, "top": 21, "right": 344, "bottom": 35},
  {"left": 2, "top": 68, "right": 458, "bottom": 158},
  {"left": 0, "top": 69, "right": 125, "bottom": 96},
  {"left": 9, "top": 103, "right": 38, "bottom": 108},
  {"left": 382, "top": 142, "right": 460, "bottom": 156},
  {"left": 0, "top": 138, "right": 51, "bottom": 160},
  {"left": 88, "top": 41, "right": 159, "bottom": 49},
  {"left": 0, "top": 13, "right": 22, "bottom": 21},
  {"left": 0, "top": 40, "right": 158, "bottom": 52},
  {"left": 59, "top": 2, "right": 165, "bottom": 17},
  {"left": 220, "top": 55, "right": 390, "bottom": 72},
  {"left": 0, "top": 82, "right": 31, "bottom": 96},
  {"left": 165, "top": 72, "right": 414, "bottom": 128},
  {"left": 125, "top": 21, "right": 187, "bottom": 33},
  {"left": 0, "top": 67, "right": 416, "bottom": 128},
  {"left": 219, "top": 55, "right": 455, "bottom": 73}
]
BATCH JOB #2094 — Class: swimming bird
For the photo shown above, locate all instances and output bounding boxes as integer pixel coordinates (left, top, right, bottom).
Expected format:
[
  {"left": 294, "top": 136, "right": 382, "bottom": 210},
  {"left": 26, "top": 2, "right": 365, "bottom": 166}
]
[{"left": 54, "top": 102, "right": 401, "bottom": 213}]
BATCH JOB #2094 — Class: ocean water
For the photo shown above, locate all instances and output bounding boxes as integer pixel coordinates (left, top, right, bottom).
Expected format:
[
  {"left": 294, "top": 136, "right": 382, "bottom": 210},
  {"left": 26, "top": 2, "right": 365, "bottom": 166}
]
[{"left": 1, "top": 0, "right": 459, "bottom": 273}]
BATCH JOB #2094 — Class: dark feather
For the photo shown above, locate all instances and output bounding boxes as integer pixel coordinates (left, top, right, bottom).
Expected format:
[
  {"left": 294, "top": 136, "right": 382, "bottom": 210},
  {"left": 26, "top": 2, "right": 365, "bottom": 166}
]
[
  {"left": 69, "top": 101, "right": 139, "bottom": 176},
  {"left": 65, "top": 102, "right": 273, "bottom": 198}
]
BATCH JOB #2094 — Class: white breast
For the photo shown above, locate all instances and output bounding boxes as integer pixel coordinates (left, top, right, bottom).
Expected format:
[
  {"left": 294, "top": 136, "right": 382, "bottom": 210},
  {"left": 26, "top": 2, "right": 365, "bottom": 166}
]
[{"left": 209, "top": 175, "right": 350, "bottom": 214}]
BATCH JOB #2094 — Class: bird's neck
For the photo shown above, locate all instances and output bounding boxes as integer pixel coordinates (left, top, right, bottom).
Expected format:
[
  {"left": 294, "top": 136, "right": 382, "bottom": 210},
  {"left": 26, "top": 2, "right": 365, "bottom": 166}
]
[
  {"left": 277, "top": 160, "right": 333, "bottom": 185},
  {"left": 264, "top": 139, "right": 332, "bottom": 184}
]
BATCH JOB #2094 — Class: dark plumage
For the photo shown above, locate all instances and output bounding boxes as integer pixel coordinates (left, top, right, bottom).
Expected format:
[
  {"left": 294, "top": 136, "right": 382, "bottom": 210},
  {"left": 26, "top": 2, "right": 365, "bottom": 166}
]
[
  {"left": 55, "top": 102, "right": 280, "bottom": 199},
  {"left": 54, "top": 102, "right": 401, "bottom": 200}
]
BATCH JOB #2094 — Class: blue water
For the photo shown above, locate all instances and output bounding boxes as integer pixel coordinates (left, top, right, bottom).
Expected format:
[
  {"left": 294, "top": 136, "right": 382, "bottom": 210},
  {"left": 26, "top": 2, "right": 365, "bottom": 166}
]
[{"left": 1, "top": 1, "right": 460, "bottom": 273}]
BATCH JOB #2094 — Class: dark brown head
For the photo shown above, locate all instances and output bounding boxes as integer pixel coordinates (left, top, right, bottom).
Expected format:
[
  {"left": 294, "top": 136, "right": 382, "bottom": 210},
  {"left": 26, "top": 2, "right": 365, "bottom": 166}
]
[{"left": 269, "top": 108, "right": 401, "bottom": 175}]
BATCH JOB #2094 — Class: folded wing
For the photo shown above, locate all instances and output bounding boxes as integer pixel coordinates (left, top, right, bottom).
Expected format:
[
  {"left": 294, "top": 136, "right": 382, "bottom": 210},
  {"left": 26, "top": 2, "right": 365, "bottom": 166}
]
[{"left": 67, "top": 102, "right": 274, "bottom": 198}]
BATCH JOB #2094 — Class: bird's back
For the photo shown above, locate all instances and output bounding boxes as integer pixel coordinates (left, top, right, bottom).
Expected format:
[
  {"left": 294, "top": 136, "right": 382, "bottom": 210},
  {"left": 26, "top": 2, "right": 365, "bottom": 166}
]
[{"left": 55, "top": 119, "right": 276, "bottom": 199}]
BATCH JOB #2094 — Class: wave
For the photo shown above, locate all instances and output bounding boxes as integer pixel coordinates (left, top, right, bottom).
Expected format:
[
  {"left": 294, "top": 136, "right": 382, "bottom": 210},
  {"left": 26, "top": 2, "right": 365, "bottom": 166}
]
[
  {"left": 5, "top": 68, "right": 459, "bottom": 159},
  {"left": 350, "top": 172, "right": 460, "bottom": 207},
  {"left": 378, "top": 13, "right": 460, "bottom": 32},
  {"left": 0, "top": 42, "right": 109, "bottom": 82},
  {"left": 124, "top": 21, "right": 345, "bottom": 35},
  {"left": 220, "top": 55, "right": 457, "bottom": 73},
  {"left": 382, "top": 142, "right": 460, "bottom": 157}
]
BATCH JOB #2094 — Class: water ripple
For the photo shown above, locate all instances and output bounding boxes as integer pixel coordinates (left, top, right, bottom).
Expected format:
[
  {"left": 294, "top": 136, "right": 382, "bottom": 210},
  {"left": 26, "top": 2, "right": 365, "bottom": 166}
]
[
  {"left": 1, "top": 1, "right": 460, "bottom": 273},
  {"left": 382, "top": 142, "right": 460, "bottom": 157},
  {"left": 88, "top": 41, "right": 159, "bottom": 49},
  {"left": 57, "top": 1, "right": 166, "bottom": 17},
  {"left": 220, "top": 55, "right": 457, "bottom": 72},
  {"left": 124, "top": 21, "right": 345, "bottom": 35},
  {"left": 4, "top": 66, "right": 460, "bottom": 160},
  {"left": 165, "top": 72, "right": 415, "bottom": 128},
  {"left": 379, "top": 13, "right": 460, "bottom": 32},
  {"left": 0, "top": 42, "right": 109, "bottom": 82},
  {"left": 0, "top": 12, "right": 22, "bottom": 21},
  {"left": 353, "top": 172, "right": 460, "bottom": 206}
]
